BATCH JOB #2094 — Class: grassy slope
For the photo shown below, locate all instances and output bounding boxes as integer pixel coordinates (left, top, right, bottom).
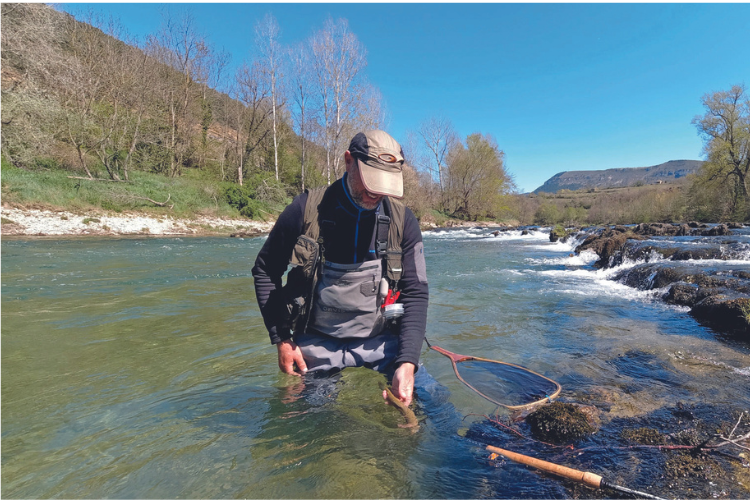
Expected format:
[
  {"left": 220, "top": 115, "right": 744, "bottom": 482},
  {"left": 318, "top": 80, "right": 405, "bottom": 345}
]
[
  {"left": 1, "top": 159, "right": 507, "bottom": 229},
  {"left": 1, "top": 157, "right": 256, "bottom": 220}
]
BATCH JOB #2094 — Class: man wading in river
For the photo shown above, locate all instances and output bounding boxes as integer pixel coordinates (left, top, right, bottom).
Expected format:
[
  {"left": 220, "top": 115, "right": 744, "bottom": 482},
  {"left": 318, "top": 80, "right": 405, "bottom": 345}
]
[{"left": 252, "top": 130, "right": 429, "bottom": 406}]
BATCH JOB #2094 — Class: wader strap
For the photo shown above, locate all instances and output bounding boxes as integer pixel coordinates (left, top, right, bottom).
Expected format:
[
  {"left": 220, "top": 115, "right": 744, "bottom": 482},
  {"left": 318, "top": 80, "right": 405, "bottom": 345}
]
[
  {"left": 384, "top": 197, "right": 405, "bottom": 285},
  {"left": 300, "top": 186, "right": 405, "bottom": 286},
  {"left": 302, "top": 187, "right": 327, "bottom": 242},
  {"left": 376, "top": 214, "right": 390, "bottom": 259}
]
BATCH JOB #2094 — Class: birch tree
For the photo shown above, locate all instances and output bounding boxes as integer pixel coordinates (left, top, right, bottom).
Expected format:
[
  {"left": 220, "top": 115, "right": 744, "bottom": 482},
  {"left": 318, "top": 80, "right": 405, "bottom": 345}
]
[
  {"left": 255, "top": 13, "right": 283, "bottom": 181},
  {"left": 310, "top": 17, "right": 367, "bottom": 183},
  {"left": 288, "top": 41, "right": 315, "bottom": 191}
]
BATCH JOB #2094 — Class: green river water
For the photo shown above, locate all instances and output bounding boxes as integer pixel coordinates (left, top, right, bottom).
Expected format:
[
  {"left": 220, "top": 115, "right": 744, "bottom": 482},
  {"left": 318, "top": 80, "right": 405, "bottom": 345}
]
[{"left": 2, "top": 231, "right": 749, "bottom": 498}]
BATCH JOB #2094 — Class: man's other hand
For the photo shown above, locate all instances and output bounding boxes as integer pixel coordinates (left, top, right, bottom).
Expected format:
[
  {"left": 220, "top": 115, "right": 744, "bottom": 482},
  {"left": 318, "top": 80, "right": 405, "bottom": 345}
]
[
  {"left": 385, "top": 362, "right": 415, "bottom": 407},
  {"left": 277, "top": 339, "right": 308, "bottom": 376}
]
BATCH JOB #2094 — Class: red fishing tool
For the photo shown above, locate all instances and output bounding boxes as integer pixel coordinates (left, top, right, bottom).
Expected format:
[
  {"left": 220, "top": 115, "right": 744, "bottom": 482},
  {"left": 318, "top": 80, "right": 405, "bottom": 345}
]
[{"left": 381, "top": 289, "right": 400, "bottom": 308}]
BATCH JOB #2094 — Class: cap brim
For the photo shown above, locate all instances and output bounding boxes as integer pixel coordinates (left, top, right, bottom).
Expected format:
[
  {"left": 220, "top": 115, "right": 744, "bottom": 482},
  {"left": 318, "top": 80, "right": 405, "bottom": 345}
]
[{"left": 357, "top": 158, "right": 404, "bottom": 198}]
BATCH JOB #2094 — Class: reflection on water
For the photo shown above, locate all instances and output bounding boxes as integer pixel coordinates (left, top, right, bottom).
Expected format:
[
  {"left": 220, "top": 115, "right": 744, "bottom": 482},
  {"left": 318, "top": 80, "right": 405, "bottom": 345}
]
[{"left": 2, "top": 232, "right": 749, "bottom": 498}]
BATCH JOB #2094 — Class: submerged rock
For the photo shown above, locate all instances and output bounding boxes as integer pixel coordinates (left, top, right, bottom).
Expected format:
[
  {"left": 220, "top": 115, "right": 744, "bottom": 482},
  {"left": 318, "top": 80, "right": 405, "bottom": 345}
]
[
  {"left": 471, "top": 403, "right": 750, "bottom": 499},
  {"left": 665, "top": 452, "right": 722, "bottom": 480},
  {"left": 620, "top": 427, "right": 667, "bottom": 445},
  {"left": 525, "top": 402, "right": 596, "bottom": 444}
]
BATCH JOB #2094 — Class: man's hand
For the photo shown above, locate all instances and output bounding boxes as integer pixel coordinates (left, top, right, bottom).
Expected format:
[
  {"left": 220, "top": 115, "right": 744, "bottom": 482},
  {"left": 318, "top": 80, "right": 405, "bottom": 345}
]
[
  {"left": 384, "top": 362, "right": 416, "bottom": 407},
  {"left": 276, "top": 339, "right": 308, "bottom": 376}
]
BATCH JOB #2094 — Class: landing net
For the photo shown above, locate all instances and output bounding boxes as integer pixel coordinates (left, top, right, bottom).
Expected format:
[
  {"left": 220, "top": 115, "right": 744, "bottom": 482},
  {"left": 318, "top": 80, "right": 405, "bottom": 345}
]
[{"left": 428, "top": 342, "right": 562, "bottom": 410}]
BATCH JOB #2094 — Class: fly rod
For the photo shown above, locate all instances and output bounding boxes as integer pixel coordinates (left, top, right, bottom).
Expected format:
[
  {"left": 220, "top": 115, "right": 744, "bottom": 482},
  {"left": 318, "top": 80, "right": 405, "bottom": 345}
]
[{"left": 486, "top": 445, "right": 667, "bottom": 500}]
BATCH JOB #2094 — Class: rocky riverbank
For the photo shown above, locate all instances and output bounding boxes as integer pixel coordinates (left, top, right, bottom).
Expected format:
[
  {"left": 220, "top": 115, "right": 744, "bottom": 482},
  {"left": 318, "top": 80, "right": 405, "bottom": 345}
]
[
  {"left": 0, "top": 205, "right": 275, "bottom": 237},
  {"left": 0, "top": 204, "right": 513, "bottom": 238},
  {"left": 562, "top": 223, "right": 750, "bottom": 337}
]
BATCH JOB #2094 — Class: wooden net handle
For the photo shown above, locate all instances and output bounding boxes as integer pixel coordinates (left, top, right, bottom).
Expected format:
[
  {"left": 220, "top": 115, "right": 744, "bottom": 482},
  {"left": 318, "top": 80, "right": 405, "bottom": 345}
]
[{"left": 429, "top": 344, "right": 472, "bottom": 363}]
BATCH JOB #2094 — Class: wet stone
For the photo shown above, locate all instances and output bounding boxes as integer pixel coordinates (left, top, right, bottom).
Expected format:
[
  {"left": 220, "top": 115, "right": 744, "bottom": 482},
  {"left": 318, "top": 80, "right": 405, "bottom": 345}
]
[
  {"left": 665, "top": 452, "right": 722, "bottom": 480},
  {"left": 525, "top": 402, "right": 596, "bottom": 444},
  {"left": 620, "top": 427, "right": 667, "bottom": 445}
]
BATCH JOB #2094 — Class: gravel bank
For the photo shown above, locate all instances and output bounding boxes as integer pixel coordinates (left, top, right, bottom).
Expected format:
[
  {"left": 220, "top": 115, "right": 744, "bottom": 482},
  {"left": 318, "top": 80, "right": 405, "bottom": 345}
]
[{"left": 1, "top": 206, "right": 274, "bottom": 237}]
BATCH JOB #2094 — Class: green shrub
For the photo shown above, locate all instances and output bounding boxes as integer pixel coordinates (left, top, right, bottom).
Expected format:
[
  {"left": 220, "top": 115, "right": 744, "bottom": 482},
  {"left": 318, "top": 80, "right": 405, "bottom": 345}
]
[
  {"left": 239, "top": 199, "right": 264, "bottom": 218},
  {"left": 222, "top": 183, "right": 268, "bottom": 218},
  {"left": 223, "top": 184, "right": 255, "bottom": 209},
  {"left": 550, "top": 224, "right": 568, "bottom": 241},
  {"left": 534, "top": 203, "right": 561, "bottom": 226}
]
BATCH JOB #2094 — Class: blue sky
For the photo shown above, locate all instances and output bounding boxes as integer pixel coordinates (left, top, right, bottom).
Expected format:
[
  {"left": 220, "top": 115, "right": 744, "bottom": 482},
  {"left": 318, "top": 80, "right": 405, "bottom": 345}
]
[{"left": 56, "top": 3, "right": 750, "bottom": 193}]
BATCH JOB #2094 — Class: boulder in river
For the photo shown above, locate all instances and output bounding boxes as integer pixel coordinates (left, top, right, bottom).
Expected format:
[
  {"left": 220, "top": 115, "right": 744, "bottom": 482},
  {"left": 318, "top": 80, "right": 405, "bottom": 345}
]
[
  {"left": 525, "top": 402, "right": 597, "bottom": 444},
  {"left": 576, "top": 227, "right": 644, "bottom": 268},
  {"left": 691, "top": 296, "right": 750, "bottom": 333},
  {"left": 573, "top": 224, "right": 749, "bottom": 338}
]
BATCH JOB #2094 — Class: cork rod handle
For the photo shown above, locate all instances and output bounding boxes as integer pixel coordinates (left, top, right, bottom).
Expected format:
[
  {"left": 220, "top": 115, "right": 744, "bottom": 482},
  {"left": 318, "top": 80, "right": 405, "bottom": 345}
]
[{"left": 486, "top": 445, "right": 603, "bottom": 489}]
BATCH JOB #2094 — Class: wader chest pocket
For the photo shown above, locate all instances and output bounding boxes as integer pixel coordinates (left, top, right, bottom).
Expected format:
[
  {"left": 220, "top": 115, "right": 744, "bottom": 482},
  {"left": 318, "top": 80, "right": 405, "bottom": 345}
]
[
  {"left": 290, "top": 235, "right": 319, "bottom": 279},
  {"left": 360, "top": 282, "right": 378, "bottom": 297},
  {"left": 310, "top": 260, "right": 385, "bottom": 339},
  {"left": 283, "top": 296, "right": 305, "bottom": 328}
]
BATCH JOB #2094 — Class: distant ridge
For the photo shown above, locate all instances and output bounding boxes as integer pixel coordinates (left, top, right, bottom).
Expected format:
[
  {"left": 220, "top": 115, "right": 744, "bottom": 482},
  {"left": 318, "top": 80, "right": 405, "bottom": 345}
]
[{"left": 533, "top": 160, "right": 704, "bottom": 194}]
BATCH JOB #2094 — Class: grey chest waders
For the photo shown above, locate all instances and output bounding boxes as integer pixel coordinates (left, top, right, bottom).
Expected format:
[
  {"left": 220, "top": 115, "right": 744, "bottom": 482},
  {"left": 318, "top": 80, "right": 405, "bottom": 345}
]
[{"left": 284, "top": 186, "right": 407, "bottom": 373}]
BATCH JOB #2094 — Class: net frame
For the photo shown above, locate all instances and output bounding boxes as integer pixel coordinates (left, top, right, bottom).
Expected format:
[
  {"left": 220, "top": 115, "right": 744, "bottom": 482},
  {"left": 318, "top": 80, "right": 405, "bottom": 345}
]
[{"left": 430, "top": 344, "right": 562, "bottom": 410}]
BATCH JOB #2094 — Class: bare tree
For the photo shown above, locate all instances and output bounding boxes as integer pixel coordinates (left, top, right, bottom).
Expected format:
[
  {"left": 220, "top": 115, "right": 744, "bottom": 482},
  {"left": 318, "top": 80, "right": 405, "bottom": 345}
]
[
  {"left": 288, "top": 41, "right": 315, "bottom": 191},
  {"left": 348, "top": 81, "right": 386, "bottom": 131},
  {"left": 147, "top": 10, "right": 211, "bottom": 177},
  {"left": 193, "top": 44, "right": 230, "bottom": 170},
  {"left": 417, "top": 115, "right": 459, "bottom": 192},
  {"left": 224, "top": 83, "right": 247, "bottom": 184},
  {"left": 234, "top": 61, "right": 273, "bottom": 185},
  {"left": 55, "top": 12, "right": 108, "bottom": 178},
  {"left": 52, "top": 11, "right": 142, "bottom": 181},
  {"left": 90, "top": 17, "right": 149, "bottom": 181},
  {"left": 255, "top": 13, "right": 283, "bottom": 181},
  {"left": 310, "top": 17, "right": 367, "bottom": 183}
]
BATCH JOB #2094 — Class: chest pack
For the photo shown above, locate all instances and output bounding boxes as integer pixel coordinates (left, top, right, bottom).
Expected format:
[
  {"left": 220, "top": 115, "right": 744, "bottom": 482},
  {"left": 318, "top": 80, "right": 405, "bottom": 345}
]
[{"left": 284, "top": 186, "right": 406, "bottom": 335}]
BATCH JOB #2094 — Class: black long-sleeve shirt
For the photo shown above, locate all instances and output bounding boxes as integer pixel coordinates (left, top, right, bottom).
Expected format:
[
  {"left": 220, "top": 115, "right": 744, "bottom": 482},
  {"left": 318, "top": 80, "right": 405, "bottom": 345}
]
[{"left": 252, "top": 176, "right": 429, "bottom": 367}]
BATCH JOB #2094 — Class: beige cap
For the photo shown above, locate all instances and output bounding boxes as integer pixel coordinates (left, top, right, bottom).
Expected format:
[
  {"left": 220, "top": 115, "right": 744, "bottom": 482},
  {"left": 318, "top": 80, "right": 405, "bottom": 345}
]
[{"left": 348, "top": 130, "right": 404, "bottom": 198}]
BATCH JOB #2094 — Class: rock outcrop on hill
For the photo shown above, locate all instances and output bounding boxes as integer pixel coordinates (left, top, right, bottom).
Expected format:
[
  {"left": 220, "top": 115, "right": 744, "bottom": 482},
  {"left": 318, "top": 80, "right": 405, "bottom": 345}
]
[{"left": 534, "top": 160, "right": 703, "bottom": 194}]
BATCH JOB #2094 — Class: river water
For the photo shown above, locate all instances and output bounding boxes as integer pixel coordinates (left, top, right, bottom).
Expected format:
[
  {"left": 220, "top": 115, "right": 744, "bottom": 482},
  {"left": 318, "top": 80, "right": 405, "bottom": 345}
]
[{"left": 2, "top": 229, "right": 749, "bottom": 498}]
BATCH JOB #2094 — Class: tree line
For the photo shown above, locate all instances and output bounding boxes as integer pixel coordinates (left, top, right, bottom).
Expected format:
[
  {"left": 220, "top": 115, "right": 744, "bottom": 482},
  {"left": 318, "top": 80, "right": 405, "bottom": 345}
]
[
  {"left": 0, "top": 4, "right": 513, "bottom": 221},
  {"left": 1, "top": 5, "right": 381, "bottom": 210},
  {"left": 1, "top": 4, "right": 746, "bottom": 223}
]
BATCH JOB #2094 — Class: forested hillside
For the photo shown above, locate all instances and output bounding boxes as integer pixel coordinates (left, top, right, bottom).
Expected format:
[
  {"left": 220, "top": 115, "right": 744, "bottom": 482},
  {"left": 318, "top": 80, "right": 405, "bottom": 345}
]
[
  {"left": 1, "top": 4, "right": 748, "bottom": 225},
  {"left": 1, "top": 3, "right": 330, "bottom": 218},
  {"left": 0, "top": 4, "right": 514, "bottom": 222}
]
